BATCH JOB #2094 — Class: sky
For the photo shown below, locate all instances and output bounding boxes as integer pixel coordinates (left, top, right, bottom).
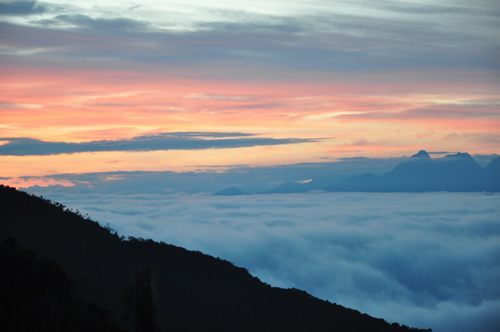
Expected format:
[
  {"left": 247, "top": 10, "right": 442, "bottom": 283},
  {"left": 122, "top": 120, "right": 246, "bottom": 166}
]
[
  {"left": 36, "top": 191, "right": 500, "bottom": 332},
  {"left": 0, "top": 0, "right": 499, "bottom": 182},
  {"left": 2, "top": 3, "right": 500, "bottom": 330}
]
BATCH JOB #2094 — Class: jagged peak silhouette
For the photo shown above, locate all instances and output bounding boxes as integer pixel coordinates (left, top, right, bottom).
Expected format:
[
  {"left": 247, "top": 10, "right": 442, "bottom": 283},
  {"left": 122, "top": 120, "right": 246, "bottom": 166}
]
[{"left": 411, "top": 150, "right": 431, "bottom": 159}]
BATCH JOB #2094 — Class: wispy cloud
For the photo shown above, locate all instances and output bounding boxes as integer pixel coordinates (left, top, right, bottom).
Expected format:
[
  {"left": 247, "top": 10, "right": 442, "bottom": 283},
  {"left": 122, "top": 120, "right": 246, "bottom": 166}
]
[
  {"left": 1, "top": 1, "right": 499, "bottom": 75},
  {"left": 0, "top": 132, "right": 316, "bottom": 156},
  {"left": 186, "top": 93, "right": 253, "bottom": 101},
  {"left": 336, "top": 103, "right": 500, "bottom": 120}
]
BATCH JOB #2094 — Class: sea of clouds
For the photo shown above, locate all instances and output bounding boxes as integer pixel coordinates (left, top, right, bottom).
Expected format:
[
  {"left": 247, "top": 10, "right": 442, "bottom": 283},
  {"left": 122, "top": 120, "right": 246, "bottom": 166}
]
[{"left": 37, "top": 191, "right": 500, "bottom": 332}]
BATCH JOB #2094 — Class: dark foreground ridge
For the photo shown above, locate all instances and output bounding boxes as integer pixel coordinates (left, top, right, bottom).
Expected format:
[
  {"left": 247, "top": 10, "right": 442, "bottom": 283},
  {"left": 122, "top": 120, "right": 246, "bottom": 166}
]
[{"left": 0, "top": 185, "right": 430, "bottom": 332}]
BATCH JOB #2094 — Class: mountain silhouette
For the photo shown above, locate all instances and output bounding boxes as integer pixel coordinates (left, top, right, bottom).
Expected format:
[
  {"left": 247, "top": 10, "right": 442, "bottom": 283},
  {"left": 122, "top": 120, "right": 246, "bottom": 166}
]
[
  {"left": 214, "top": 186, "right": 246, "bottom": 196},
  {"left": 318, "top": 151, "right": 498, "bottom": 193},
  {"left": 0, "top": 185, "right": 430, "bottom": 331},
  {"left": 374, "top": 151, "right": 484, "bottom": 192},
  {"left": 484, "top": 157, "right": 500, "bottom": 191},
  {"left": 411, "top": 150, "right": 431, "bottom": 159}
]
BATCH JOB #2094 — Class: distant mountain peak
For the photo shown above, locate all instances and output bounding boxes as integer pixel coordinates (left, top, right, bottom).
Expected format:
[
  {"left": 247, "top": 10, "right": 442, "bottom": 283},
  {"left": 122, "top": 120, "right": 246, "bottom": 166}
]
[
  {"left": 411, "top": 150, "right": 430, "bottom": 159},
  {"left": 215, "top": 186, "right": 246, "bottom": 196},
  {"left": 444, "top": 152, "right": 473, "bottom": 159}
]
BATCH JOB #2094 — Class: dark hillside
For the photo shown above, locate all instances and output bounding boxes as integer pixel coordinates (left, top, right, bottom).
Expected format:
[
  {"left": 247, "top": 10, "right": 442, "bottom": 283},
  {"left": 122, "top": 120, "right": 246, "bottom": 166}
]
[
  {"left": 0, "top": 238, "right": 124, "bottom": 332},
  {"left": 0, "top": 185, "right": 430, "bottom": 332}
]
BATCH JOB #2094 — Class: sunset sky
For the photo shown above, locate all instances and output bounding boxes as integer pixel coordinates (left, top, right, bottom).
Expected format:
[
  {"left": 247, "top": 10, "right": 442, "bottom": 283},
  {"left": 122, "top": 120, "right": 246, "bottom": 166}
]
[{"left": 1, "top": 0, "right": 499, "bottom": 182}]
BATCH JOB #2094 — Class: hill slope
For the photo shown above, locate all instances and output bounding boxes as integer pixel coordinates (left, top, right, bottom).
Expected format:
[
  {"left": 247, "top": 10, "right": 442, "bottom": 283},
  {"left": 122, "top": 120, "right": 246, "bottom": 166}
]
[
  {"left": 0, "top": 238, "right": 125, "bottom": 332},
  {"left": 0, "top": 185, "right": 429, "bottom": 331}
]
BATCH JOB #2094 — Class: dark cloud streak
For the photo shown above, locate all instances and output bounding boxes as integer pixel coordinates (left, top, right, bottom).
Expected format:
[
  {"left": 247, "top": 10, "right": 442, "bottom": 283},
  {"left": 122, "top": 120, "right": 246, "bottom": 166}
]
[
  {"left": 0, "top": 1, "right": 46, "bottom": 16},
  {"left": 0, "top": 132, "right": 316, "bottom": 156}
]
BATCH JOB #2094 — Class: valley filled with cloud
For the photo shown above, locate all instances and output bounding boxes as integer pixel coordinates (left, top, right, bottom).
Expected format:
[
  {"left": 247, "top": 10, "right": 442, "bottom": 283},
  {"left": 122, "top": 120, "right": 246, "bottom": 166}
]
[{"left": 36, "top": 191, "right": 500, "bottom": 332}]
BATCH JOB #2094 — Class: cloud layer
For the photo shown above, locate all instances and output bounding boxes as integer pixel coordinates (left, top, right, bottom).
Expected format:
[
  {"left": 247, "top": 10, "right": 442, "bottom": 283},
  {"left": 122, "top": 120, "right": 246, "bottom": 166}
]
[
  {"left": 1, "top": 0, "right": 499, "bottom": 74},
  {"left": 0, "top": 132, "right": 314, "bottom": 155},
  {"left": 34, "top": 190, "right": 500, "bottom": 332}
]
